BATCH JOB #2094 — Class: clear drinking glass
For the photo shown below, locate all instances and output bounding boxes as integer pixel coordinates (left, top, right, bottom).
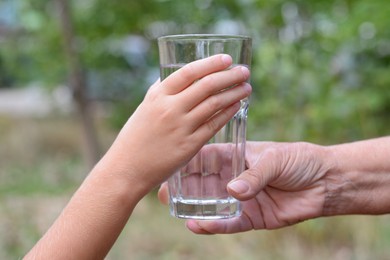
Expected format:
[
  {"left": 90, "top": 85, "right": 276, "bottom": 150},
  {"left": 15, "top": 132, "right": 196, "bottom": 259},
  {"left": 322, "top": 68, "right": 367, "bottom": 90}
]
[{"left": 158, "top": 34, "right": 252, "bottom": 219}]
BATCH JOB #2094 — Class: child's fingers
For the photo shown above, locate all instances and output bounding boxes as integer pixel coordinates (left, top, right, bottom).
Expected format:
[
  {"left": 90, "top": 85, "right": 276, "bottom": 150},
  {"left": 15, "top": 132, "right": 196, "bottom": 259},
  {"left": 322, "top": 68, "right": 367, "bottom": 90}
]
[
  {"left": 193, "top": 102, "right": 242, "bottom": 144},
  {"left": 179, "top": 66, "right": 250, "bottom": 112},
  {"left": 161, "top": 54, "right": 233, "bottom": 94},
  {"left": 188, "top": 83, "right": 251, "bottom": 131}
]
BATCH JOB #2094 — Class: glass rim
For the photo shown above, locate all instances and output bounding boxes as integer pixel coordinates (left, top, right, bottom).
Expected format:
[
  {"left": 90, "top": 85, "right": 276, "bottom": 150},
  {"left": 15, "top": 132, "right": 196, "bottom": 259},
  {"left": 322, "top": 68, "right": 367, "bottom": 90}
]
[{"left": 157, "top": 34, "right": 251, "bottom": 42}]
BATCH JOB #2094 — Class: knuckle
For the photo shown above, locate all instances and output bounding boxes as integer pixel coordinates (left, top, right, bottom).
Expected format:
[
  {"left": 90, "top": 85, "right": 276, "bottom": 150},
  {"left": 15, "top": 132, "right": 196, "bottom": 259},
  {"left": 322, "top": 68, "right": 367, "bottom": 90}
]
[
  {"left": 180, "top": 63, "right": 196, "bottom": 81},
  {"left": 206, "top": 95, "right": 221, "bottom": 111},
  {"left": 200, "top": 74, "right": 216, "bottom": 90},
  {"left": 199, "top": 75, "right": 218, "bottom": 95},
  {"left": 144, "top": 88, "right": 159, "bottom": 102},
  {"left": 244, "top": 168, "right": 263, "bottom": 185}
]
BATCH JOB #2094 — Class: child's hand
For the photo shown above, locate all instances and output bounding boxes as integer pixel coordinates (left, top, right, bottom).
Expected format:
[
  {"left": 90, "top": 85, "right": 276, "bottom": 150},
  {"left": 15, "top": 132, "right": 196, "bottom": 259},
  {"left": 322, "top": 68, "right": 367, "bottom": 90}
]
[{"left": 102, "top": 54, "right": 251, "bottom": 192}]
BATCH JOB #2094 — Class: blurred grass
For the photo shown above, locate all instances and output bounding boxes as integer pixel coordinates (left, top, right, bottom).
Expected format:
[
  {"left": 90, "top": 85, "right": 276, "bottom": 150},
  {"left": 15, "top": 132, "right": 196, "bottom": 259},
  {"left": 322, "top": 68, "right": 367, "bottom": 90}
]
[
  {"left": 1, "top": 115, "right": 390, "bottom": 259},
  {"left": 0, "top": 115, "right": 85, "bottom": 195}
]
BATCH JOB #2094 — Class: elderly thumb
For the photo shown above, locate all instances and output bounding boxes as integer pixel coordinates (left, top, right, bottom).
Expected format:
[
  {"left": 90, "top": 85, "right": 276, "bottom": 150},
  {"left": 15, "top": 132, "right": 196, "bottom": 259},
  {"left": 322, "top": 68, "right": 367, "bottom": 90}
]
[{"left": 227, "top": 167, "right": 273, "bottom": 201}]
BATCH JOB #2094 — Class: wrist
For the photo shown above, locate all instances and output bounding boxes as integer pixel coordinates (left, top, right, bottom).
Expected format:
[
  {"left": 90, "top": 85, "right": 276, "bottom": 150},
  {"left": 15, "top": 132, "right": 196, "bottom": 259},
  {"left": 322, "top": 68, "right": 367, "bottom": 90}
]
[
  {"left": 323, "top": 137, "right": 390, "bottom": 216},
  {"left": 92, "top": 148, "right": 153, "bottom": 204}
]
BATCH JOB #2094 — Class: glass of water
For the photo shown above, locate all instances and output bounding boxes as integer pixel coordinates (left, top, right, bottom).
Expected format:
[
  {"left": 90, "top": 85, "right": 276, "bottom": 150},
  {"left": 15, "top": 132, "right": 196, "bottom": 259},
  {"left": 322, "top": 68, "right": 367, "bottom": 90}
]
[{"left": 158, "top": 34, "right": 252, "bottom": 219}]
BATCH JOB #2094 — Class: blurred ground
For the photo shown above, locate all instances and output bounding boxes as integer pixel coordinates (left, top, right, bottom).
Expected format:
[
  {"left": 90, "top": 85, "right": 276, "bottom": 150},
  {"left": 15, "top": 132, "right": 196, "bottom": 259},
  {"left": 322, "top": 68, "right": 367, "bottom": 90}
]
[{"left": 1, "top": 91, "right": 390, "bottom": 259}]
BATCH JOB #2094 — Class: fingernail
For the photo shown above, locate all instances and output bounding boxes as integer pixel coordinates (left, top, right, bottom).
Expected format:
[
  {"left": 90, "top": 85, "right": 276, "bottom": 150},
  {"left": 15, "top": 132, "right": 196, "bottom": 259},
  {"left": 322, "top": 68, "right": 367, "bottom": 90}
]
[
  {"left": 228, "top": 180, "right": 249, "bottom": 194},
  {"left": 243, "top": 83, "right": 252, "bottom": 94},
  {"left": 221, "top": 54, "right": 232, "bottom": 66},
  {"left": 240, "top": 66, "right": 250, "bottom": 78}
]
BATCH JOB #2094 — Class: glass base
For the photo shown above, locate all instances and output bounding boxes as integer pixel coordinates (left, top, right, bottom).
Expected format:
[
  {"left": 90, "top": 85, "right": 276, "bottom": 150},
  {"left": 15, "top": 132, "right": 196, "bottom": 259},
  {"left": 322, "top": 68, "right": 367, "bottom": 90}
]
[{"left": 170, "top": 197, "right": 241, "bottom": 220}]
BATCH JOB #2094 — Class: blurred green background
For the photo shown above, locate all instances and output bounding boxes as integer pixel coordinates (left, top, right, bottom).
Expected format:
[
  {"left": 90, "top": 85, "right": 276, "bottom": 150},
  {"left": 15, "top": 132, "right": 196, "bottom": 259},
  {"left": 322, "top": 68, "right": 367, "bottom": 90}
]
[{"left": 0, "top": 0, "right": 389, "bottom": 259}]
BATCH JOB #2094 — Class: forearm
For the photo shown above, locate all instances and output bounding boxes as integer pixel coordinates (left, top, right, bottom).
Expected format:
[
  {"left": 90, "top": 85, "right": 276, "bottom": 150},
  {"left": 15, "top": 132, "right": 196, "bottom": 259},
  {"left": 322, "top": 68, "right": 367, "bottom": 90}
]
[
  {"left": 24, "top": 150, "right": 150, "bottom": 259},
  {"left": 323, "top": 136, "right": 390, "bottom": 216}
]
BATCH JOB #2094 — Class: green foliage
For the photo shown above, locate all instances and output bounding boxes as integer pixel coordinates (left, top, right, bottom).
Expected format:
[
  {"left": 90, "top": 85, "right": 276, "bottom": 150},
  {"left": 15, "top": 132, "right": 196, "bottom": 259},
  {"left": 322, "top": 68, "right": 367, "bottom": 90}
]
[
  {"left": 248, "top": 0, "right": 390, "bottom": 143},
  {"left": 2, "top": 0, "right": 389, "bottom": 139}
]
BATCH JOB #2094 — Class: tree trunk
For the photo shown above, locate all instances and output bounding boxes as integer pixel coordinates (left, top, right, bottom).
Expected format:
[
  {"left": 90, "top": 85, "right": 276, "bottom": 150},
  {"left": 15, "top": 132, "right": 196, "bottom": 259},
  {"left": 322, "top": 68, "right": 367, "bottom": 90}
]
[{"left": 56, "top": 0, "right": 100, "bottom": 169}]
